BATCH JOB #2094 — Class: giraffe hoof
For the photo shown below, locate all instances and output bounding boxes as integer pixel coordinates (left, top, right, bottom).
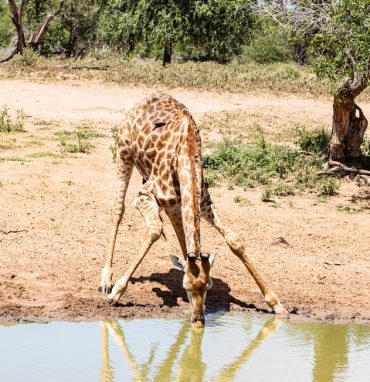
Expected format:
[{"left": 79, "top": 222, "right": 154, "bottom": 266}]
[
  {"left": 98, "top": 286, "right": 113, "bottom": 294},
  {"left": 108, "top": 296, "right": 120, "bottom": 307},
  {"left": 273, "top": 303, "right": 288, "bottom": 316}
]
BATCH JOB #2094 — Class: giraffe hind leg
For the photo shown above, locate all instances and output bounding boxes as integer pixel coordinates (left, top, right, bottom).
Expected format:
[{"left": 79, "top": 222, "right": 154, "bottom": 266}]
[
  {"left": 99, "top": 145, "right": 134, "bottom": 294},
  {"left": 201, "top": 199, "right": 287, "bottom": 314}
]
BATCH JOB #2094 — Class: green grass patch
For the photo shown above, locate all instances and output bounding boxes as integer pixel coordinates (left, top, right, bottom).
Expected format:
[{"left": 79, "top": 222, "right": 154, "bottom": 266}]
[
  {"left": 0, "top": 156, "right": 28, "bottom": 162},
  {"left": 62, "top": 179, "right": 75, "bottom": 186},
  {"left": 233, "top": 195, "right": 252, "bottom": 206},
  {"left": 0, "top": 137, "right": 18, "bottom": 150},
  {"left": 0, "top": 106, "right": 26, "bottom": 133},
  {"left": 317, "top": 177, "right": 339, "bottom": 196},
  {"left": 336, "top": 204, "right": 362, "bottom": 214},
  {"left": 57, "top": 129, "right": 95, "bottom": 154},
  {"left": 294, "top": 125, "right": 331, "bottom": 154},
  {"left": 103, "top": 61, "right": 329, "bottom": 95},
  {"left": 23, "top": 138, "right": 45, "bottom": 147},
  {"left": 27, "top": 151, "right": 63, "bottom": 159},
  {"left": 203, "top": 138, "right": 328, "bottom": 197}
]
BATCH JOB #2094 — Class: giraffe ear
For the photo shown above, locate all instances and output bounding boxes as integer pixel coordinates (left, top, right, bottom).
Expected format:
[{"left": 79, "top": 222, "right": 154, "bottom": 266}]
[
  {"left": 209, "top": 254, "right": 216, "bottom": 268},
  {"left": 170, "top": 255, "right": 186, "bottom": 271}
]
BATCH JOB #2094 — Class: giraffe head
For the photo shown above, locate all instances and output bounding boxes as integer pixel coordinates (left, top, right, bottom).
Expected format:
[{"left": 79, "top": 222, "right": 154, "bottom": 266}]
[{"left": 170, "top": 253, "right": 215, "bottom": 328}]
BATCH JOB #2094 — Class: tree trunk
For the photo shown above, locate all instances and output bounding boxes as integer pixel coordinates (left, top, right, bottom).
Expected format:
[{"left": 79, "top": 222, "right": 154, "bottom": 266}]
[
  {"left": 329, "top": 95, "right": 368, "bottom": 163},
  {"left": 1, "top": 0, "right": 64, "bottom": 63},
  {"left": 329, "top": 60, "right": 369, "bottom": 164},
  {"left": 8, "top": 0, "right": 26, "bottom": 53},
  {"left": 295, "top": 40, "right": 307, "bottom": 65},
  {"left": 163, "top": 42, "right": 172, "bottom": 66}
]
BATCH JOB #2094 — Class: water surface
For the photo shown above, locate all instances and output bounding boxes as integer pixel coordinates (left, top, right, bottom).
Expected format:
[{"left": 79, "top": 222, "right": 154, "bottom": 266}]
[{"left": 1, "top": 313, "right": 370, "bottom": 382}]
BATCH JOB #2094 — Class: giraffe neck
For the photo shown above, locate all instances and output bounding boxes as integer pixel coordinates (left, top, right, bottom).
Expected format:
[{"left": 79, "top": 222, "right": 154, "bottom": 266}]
[{"left": 177, "top": 112, "right": 202, "bottom": 255}]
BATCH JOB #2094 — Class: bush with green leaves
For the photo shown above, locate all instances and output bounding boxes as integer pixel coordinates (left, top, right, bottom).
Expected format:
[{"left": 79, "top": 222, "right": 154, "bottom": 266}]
[
  {"left": 243, "top": 22, "right": 294, "bottom": 64},
  {"left": 0, "top": 107, "right": 26, "bottom": 133},
  {"left": 101, "top": 0, "right": 255, "bottom": 64},
  {"left": 0, "top": 0, "right": 14, "bottom": 48},
  {"left": 295, "top": 126, "right": 331, "bottom": 154},
  {"left": 317, "top": 178, "right": 339, "bottom": 197},
  {"left": 203, "top": 138, "right": 326, "bottom": 195},
  {"left": 58, "top": 129, "right": 94, "bottom": 154}
]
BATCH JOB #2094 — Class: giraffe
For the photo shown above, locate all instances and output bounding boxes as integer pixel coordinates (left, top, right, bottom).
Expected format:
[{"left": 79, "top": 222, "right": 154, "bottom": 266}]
[{"left": 99, "top": 92, "right": 286, "bottom": 327}]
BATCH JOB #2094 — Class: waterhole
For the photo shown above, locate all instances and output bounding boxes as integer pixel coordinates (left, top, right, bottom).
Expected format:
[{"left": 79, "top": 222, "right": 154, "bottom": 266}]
[{"left": 1, "top": 313, "right": 369, "bottom": 381}]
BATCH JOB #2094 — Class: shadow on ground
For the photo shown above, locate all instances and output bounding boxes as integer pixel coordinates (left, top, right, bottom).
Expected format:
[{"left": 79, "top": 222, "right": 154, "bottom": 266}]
[{"left": 131, "top": 268, "right": 259, "bottom": 312}]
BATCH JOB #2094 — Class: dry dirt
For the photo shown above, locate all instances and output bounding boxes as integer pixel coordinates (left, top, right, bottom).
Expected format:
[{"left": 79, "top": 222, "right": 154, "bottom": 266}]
[{"left": 1, "top": 79, "right": 370, "bottom": 324}]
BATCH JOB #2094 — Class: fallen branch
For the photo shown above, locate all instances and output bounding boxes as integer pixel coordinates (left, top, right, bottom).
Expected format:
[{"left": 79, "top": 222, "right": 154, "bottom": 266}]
[
  {"left": 70, "top": 65, "right": 110, "bottom": 71},
  {"left": 297, "top": 150, "right": 315, "bottom": 157},
  {"left": 52, "top": 64, "right": 110, "bottom": 71},
  {"left": 0, "top": 229, "right": 28, "bottom": 235},
  {"left": 0, "top": 48, "right": 19, "bottom": 63},
  {"left": 317, "top": 161, "right": 370, "bottom": 177}
]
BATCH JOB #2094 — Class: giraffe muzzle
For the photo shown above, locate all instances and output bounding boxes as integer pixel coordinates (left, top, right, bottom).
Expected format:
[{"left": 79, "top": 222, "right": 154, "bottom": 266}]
[{"left": 191, "top": 314, "right": 205, "bottom": 328}]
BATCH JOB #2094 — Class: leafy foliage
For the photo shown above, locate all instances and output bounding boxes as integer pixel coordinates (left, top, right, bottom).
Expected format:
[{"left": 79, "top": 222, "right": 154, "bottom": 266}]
[
  {"left": 203, "top": 138, "right": 324, "bottom": 194},
  {"left": 0, "top": 106, "right": 26, "bottom": 133},
  {"left": 243, "top": 21, "right": 294, "bottom": 64},
  {"left": 0, "top": 0, "right": 14, "bottom": 47},
  {"left": 101, "top": 0, "right": 255, "bottom": 62},
  {"left": 294, "top": 126, "right": 331, "bottom": 154},
  {"left": 310, "top": 0, "right": 370, "bottom": 86}
]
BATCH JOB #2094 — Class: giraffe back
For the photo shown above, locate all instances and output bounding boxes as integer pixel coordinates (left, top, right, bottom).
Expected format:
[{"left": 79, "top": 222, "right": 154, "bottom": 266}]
[{"left": 118, "top": 92, "right": 203, "bottom": 209}]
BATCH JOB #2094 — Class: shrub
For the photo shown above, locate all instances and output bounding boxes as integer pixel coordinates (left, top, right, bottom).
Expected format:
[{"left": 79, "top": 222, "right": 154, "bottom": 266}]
[
  {"left": 261, "top": 187, "right": 273, "bottom": 202},
  {"left": 295, "top": 126, "right": 331, "bottom": 154},
  {"left": 204, "top": 139, "right": 302, "bottom": 187},
  {"left": 203, "top": 138, "right": 329, "bottom": 196},
  {"left": 243, "top": 23, "right": 294, "bottom": 64},
  {"left": 361, "top": 138, "right": 370, "bottom": 169},
  {"left": 0, "top": 107, "right": 26, "bottom": 133},
  {"left": 317, "top": 178, "right": 339, "bottom": 196},
  {"left": 12, "top": 49, "right": 40, "bottom": 66},
  {"left": 59, "top": 129, "right": 94, "bottom": 154}
]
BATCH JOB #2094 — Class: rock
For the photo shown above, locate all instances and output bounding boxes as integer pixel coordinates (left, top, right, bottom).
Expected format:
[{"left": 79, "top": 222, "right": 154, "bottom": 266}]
[{"left": 270, "top": 237, "right": 289, "bottom": 246}]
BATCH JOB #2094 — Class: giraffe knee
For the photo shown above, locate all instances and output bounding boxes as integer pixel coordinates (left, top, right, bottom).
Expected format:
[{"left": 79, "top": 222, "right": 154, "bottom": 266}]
[
  {"left": 148, "top": 223, "right": 162, "bottom": 242},
  {"left": 226, "top": 231, "right": 245, "bottom": 255}
]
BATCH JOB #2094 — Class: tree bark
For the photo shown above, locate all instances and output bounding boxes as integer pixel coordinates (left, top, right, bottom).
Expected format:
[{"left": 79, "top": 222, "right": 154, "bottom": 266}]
[
  {"left": 329, "top": 59, "right": 370, "bottom": 164},
  {"left": 8, "top": 0, "right": 27, "bottom": 53},
  {"left": 295, "top": 40, "right": 307, "bottom": 65},
  {"left": 329, "top": 96, "right": 368, "bottom": 163},
  {"left": 163, "top": 42, "right": 172, "bottom": 66}
]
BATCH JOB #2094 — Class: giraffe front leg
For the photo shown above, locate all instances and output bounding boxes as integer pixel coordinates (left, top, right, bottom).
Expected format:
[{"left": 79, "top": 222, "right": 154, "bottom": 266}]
[
  {"left": 201, "top": 201, "right": 287, "bottom": 315},
  {"left": 108, "top": 194, "right": 162, "bottom": 304},
  {"left": 99, "top": 145, "right": 133, "bottom": 294}
]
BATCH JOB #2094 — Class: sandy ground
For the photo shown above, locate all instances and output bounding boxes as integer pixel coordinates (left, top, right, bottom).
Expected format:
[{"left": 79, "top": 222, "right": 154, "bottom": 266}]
[{"left": 0, "top": 79, "right": 370, "bottom": 324}]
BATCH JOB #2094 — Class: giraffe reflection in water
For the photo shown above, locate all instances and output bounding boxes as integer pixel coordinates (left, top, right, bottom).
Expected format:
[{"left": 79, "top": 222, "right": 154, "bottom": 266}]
[
  {"left": 99, "top": 319, "right": 370, "bottom": 382},
  {"left": 100, "top": 317, "right": 281, "bottom": 382}
]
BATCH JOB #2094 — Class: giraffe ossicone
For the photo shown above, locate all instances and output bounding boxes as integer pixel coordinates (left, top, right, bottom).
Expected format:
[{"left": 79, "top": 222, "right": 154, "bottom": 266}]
[{"left": 99, "top": 92, "right": 287, "bottom": 327}]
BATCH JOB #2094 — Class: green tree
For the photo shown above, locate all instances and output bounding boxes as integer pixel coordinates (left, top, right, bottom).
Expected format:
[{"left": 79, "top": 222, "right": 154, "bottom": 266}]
[
  {"left": 189, "top": 0, "right": 255, "bottom": 62},
  {"left": 253, "top": 0, "right": 370, "bottom": 164},
  {"left": 243, "top": 20, "right": 294, "bottom": 64},
  {"left": 1, "top": 0, "right": 64, "bottom": 62},
  {"left": 0, "top": 0, "right": 14, "bottom": 47},
  {"left": 101, "top": 0, "right": 255, "bottom": 65}
]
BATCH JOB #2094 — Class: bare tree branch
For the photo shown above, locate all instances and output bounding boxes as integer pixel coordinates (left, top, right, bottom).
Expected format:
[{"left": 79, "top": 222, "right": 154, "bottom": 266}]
[
  {"left": 0, "top": 48, "right": 20, "bottom": 63},
  {"left": 30, "top": 1, "right": 65, "bottom": 47}
]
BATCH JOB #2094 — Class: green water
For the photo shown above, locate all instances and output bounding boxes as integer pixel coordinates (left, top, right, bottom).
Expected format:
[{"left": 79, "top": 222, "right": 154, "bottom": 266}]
[{"left": 1, "top": 313, "right": 369, "bottom": 382}]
